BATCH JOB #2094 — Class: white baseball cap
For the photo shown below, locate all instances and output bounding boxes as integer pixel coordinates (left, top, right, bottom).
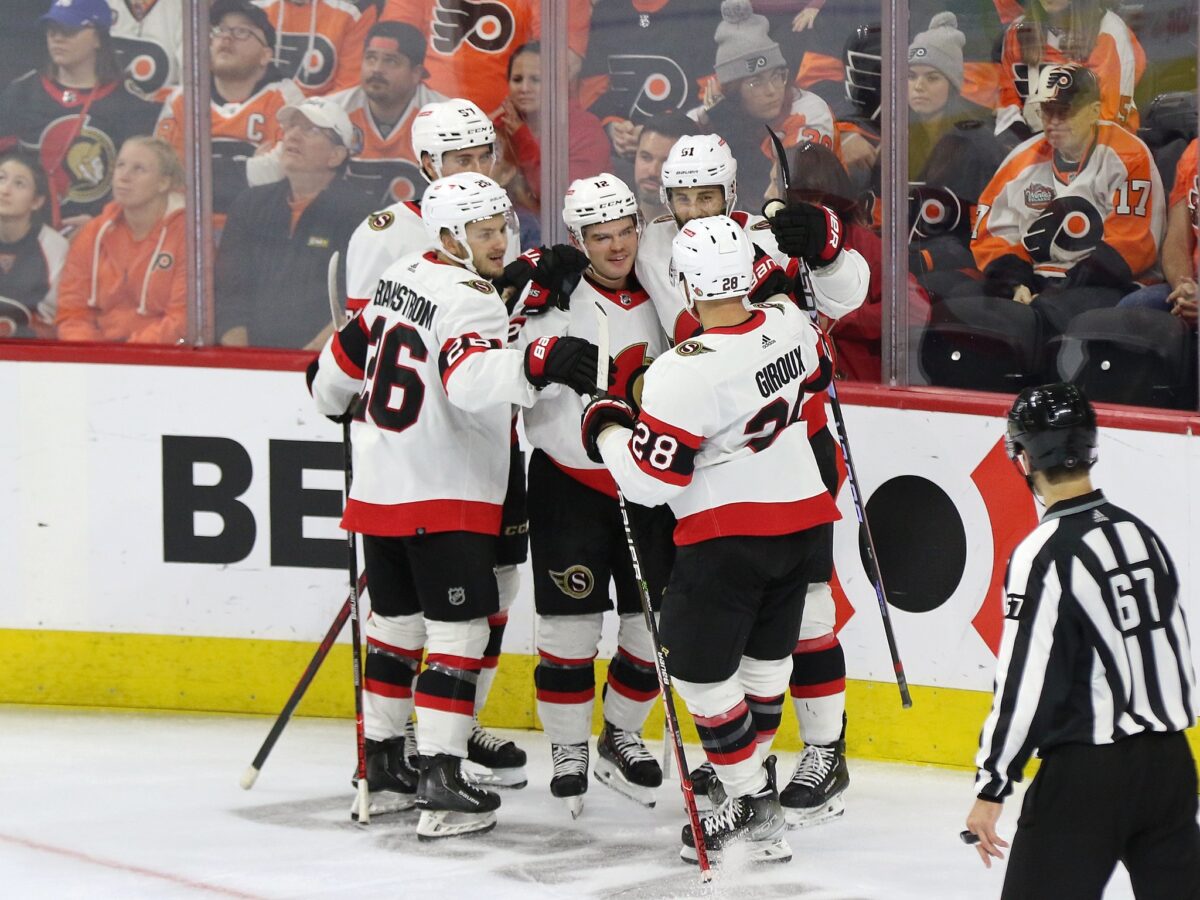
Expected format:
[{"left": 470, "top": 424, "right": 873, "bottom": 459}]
[{"left": 278, "top": 97, "right": 354, "bottom": 148}]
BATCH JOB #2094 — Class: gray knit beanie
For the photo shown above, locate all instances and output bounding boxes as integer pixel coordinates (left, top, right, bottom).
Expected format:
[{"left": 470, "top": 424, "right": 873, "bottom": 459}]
[
  {"left": 714, "top": 0, "right": 787, "bottom": 87},
  {"left": 907, "top": 12, "right": 965, "bottom": 92}
]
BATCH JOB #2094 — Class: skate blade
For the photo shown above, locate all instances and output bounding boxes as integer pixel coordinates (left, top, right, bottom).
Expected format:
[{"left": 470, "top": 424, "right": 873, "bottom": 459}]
[
  {"left": 351, "top": 790, "right": 416, "bottom": 820},
  {"left": 560, "top": 794, "right": 584, "bottom": 819},
  {"left": 462, "top": 761, "right": 528, "bottom": 789},
  {"left": 593, "top": 758, "right": 657, "bottom": 808},
  {"left": 784, "top": 794, "right": 845, "bottom": 829},
  {"left": 679, "top": 837, "right": 793, "bottom": 866},
  {"left": 416, "top": 809, "right": 497, "bottom": 841}
]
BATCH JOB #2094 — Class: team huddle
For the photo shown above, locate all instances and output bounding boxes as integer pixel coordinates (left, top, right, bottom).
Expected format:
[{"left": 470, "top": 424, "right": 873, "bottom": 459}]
[{"left": 307, "top": 95, "right": 872, "bottom": 863}]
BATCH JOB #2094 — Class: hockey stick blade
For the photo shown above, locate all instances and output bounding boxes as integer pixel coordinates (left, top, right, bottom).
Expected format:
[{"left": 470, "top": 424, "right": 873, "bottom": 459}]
[{"left": 327, "top": 250, "right": 342, "bottom": 329}]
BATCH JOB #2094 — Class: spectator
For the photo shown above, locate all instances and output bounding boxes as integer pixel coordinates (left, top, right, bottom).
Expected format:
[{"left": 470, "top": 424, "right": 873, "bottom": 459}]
[
  {"left": 384, "top": 0, "right": 593, "bottom": 115},
  {"left": 106, "top": 0, "right": 183, "bottom": 101},
  {"left": 155, "top": 0, "right": 302, "bottom": 230},
  {"left": 0, "top": 0, "right": 159, "bottom": 228},
  {"left": 691, "top": 0, "right": 837, "bottom": 208},
  {"left": 216, "top": 97, "right": 373, "bottom": 349},
  {"left": 257, "top": 0, "right": 374, "bottom": 96},
  {"left": 491, "top": 42, "right": 612, "bottom": 219},
  {"left": 55, "top": 136, "right": 187, "bottom": 343},
  {"left": 632, "top": 113, "right": 700, "bottom": 222},
  {"left": 330, "top": 20, "right": 446, "bottom": 206},
  {"left": 996, "top": 0, "right": 1145, "bottom": 147},
  {"left": 787, "top": 142, "right": 930, "bottom": 382},
  {"left": 0, "top": 149, "right": 68, "bottom": 339},
  {"left": 970, "top": 64, "right": 1163, "bottom": 340},
  {"left": 1118, "top": 138, "right": 1197, "bottom": 326}
]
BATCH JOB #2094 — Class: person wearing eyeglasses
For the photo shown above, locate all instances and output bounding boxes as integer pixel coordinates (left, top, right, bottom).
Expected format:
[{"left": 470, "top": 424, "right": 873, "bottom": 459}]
[
  {"left": 154, "top": 0, "right": 304, "bottom": 232},
  {"left": 687, "top": 0, "right": 837, "bottom": 207}
]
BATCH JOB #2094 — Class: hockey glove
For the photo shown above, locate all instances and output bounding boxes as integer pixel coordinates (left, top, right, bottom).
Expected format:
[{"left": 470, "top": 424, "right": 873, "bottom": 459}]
[
  {"left": 581, "top": 395, "right": 636, "bottom": 464},
  {"left": 749, "top": 248, "right": 793, "bottom": 303},
  {"left": 498, "top": 244, "right": 591, "bottom": 313},
  {"left": 1021, "top": 196, "right": 1104, "bottom": 264},
  {"left": 1058, "top": 241, "right": 1135, "bottom": 292},
  {"left": 764, "top": 201, "right": 844, "bottom": 268},
  {"left": 306, "top": 357, "right": 355, "bottom": 423},
  {"left": 980, "top": 254, "right": 1037, "bottom": 299},
  {"left": 524, "top": 335, "right": 608, "bottom": 395}
]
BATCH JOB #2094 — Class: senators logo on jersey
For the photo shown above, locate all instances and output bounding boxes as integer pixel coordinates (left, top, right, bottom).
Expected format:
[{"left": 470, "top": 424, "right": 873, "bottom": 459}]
[
  {"left": 431, "top": 0, "right": 516, "bottom": 56},
  {"left": 550, "top": 565, "right": 594, "bottom": 599},
  {"left": 41, "top": 117, "right": 117, "bottom": 206}
]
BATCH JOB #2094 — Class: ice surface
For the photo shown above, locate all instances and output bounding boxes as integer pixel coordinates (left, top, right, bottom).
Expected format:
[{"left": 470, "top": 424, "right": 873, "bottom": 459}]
[{"left": 0, "top": 707, "right": 1138, "bottom": 899}]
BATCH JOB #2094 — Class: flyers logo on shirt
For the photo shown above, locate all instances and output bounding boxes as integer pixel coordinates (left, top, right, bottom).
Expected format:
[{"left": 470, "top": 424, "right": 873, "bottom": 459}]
[
  {"left": 431, "top": 0, "right": 516, "bottom": 56},
  {"left": 111, "top": 35, "right": 172, "bottom": 97},
  {"left": 276, "top": 34, "right": 338, "bottom": 91},
  {"left": 154, "top": 252, "right": 174, "bottom": 271},
  {"left": 606, "top": 54, "right": 688, "bottom": 121}
]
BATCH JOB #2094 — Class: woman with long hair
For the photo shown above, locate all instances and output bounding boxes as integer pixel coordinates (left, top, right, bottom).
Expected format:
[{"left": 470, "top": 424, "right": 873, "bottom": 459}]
[{"left": 0, "top": 149, "right": 68, "bottom": 338}]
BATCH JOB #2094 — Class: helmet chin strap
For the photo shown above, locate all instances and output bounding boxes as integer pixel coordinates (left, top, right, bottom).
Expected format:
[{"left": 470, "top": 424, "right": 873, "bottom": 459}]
[
  {"left": 1012, "top": 454, "right": 1046, "bottom": 508},
  {"left": 440, "top": 228, "right": 478, "bottom": 273}
]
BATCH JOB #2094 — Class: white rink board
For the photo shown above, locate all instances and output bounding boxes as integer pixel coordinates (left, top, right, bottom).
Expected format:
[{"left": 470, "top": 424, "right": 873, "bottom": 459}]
[{"left": 0, "top": 358, "right": 1196, "bottom": 689}]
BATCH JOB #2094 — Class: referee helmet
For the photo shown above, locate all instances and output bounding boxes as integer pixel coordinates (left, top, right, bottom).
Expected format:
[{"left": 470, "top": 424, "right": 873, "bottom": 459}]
[{"left": 1006, "top": 383, "right": 1098, "bottom": 474}]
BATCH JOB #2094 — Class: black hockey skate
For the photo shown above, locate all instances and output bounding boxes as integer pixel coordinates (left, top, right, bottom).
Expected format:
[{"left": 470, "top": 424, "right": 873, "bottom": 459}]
[
  {"left": 550, "top": 742, "right": 589, "bottom": 819},
  {"left": 688, "top": 760, "right": 726, "bottom": 812},
  {"left": 780, "top": 739, "right": 849, "bottom": 828},
  {"left": 594, "top": 723, "right": 661, "bottom": 808},
  {"left": 414, "top": 753, "right": 500, "bottom": 840},
  {"left": 464, "top": 719, "right": 528, "bottom": 789},
  {"left": 680, "top": 756, "right": 791, "bottom": 865},
  {"left": 351, "top": 737, "right": 418, "bottom": 820}
]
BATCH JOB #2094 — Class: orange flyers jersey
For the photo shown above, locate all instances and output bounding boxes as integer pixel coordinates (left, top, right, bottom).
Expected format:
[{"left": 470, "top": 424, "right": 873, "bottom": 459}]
[
  {"left": 256, "top": 0, "right": 374, "bottom": 96},
  {"left": 766, "top": 90, "right": 839, "bottom": 156},
  {"left": 1170, "top": 139, "right": 1198, "bottom": 266},
  {"left": 329, "top": 83, "right": 447, "bottom": 206},
  {"left": 383, "top": 0, "right": 592, "bottom": 114},
  {"left": 996, "top": 11, "right": 1145, "bottom": 136},
  {"left": 972, "top": 122, "right": 1164, "bottom": 281}
]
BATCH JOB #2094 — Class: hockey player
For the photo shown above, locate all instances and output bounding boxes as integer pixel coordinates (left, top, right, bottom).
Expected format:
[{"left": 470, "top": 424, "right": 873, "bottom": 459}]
[
  {"left": 581, "top": 216, "right": 840, "bottom": 864},
  {"left": 510, "top": 174, "right": 672, "bottom": 816},
  {"left": 342, "top": 97, "right": 530, "bottom": 790},
  {"left": 309, "top": 173, "right": 603, "bottom": 837},
  {"left": 636, "top": 132, "right": 868, "bottom": 828}
]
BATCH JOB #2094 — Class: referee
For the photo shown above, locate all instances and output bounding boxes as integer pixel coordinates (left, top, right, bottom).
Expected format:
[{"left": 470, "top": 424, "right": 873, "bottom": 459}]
[{"left": 965, "top": 383, "right": 1200, "bottom": 899}]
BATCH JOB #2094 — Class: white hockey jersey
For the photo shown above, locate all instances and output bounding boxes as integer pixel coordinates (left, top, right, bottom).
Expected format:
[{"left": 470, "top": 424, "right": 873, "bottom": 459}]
[
  {"left": 597, "top": 299, "right": 840, "bottom": 545},
  {"left": 312, "top": 250, "right": 539, "bottom": 537},
  {"left": 108, "top": 0, "right": 183, "bottom": 100},
  {"left": 512, "top": 274, "right": 669, "bottom": 497}
]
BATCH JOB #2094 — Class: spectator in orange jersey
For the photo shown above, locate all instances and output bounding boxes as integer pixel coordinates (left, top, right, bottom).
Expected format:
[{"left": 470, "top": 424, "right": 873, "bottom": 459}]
[
  {"left": 258, "top": 0, "right": 374, "bottom": 96},
  {"left": 330, "top": 20, "right": 446, "bottom": 206},
  {"left": 55, "top": 136, "right": 187, "bottom": 344},
  {"left": 996, "top": 0, "right": 1144, "bottom": 147}
]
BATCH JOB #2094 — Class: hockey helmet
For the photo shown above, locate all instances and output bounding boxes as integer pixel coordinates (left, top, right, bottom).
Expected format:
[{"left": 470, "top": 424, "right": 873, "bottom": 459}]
[
  {"left": 1029, "top": 64, "right": 1100, "bottom": 115},
  {"left": 411, "top": 98, "right": 496, "bottom": 180},
  {"left": 562, "top": 173, "right": 641, "bottom": 247},
  {"left": 659, "top": 134, "right": 738, "bottom": 215},
  {"left": 1005, "top": 382, "right": 1098, "bottom": 475},
  {"left": 844, "top": 23, "right": 882, "bottom": 121},
  {"left": 422, "top": 173, "right": 514, "bottom": 271},
  {"left": 671, "top": 215, "right": 755, "bottom": 311}
]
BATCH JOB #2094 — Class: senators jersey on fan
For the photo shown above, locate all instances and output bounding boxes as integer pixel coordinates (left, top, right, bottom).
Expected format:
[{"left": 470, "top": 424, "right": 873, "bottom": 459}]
[
  {"left": 597, "top": 298, "right": 839, "bottom": 545},
  {"left": 996, "top": 11, "right": 1145, "bottom": 136},
  {"left": 311, "top": 250, "right": 539, "bottom": 537},
  {"left": 329, "top": 82, "right": 446, "bottom": 206},
  {"left": 156, "top": 72, "right": 304, "bottom": 223},
  {"left": 972, "top": 122, "right": 1164, "bottom": 282},
  {"left": 0, "top": 73, "right": 160, "bottom": 222},
  {"left": 109, "top": 0, "right": 184, "bottom": 100},
  {"left": 512, "top": 274, "right": 668, "bottom": 496},
  {"left": 256, "top": 0, "right": 373, "bottom": 96}
]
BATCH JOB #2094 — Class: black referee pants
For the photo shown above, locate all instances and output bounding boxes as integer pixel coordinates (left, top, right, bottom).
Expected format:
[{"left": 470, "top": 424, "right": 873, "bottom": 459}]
[{"left": 1002, "top": 731, "right": 1200, "bottom": 900}]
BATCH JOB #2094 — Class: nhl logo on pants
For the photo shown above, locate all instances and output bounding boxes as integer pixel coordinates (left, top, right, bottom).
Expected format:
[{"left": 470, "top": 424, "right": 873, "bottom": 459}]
[
  {"left": 448, "top": 586, "right": 467, "bottom": 606},
  {"left": 550, "top": 565, "right": 594, "bottom": 600}
]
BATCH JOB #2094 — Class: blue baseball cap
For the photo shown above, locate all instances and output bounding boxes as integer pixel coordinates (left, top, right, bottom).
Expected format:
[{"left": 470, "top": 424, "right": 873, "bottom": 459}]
[{"left": 40, "top": 0, "right": 113, "bottom": 31}]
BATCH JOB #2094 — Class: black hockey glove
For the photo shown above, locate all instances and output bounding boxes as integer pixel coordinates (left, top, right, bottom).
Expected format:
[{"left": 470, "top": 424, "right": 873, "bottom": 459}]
[
  {"left": 980, "top": 254, "right": 1036, "bottom": 299},
  {"left": 748, "top": 247, "right": 793, "bottom": 303},
  {"left": 581, "top": 395, "right": 636, "bottom": 464},
  {"left": 498, "top": 244, "right": 591, "bottom": 313},
  {"left": 764, "top": 201, "right": 844, "bottom": 269},
  {"left": 524, "top": 335, "right": 610, "bottom": 395},
  {"left": 1058, "top": 241, "right": 1135, "bottom": 292},
  {"left": 1021, "top": 196, "right": 1104, "bottom": 264}
]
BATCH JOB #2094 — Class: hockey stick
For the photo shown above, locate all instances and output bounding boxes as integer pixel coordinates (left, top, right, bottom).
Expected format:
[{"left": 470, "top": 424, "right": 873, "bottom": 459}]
[
  {"left": 328, "top": 251, "right": 372, "bottom": 822},
  {"left": 765, "top": 128, "right": 912, "bottom": 709},
  {"left": 239, "top": 572, "right": 366, "bottom": 790},
  {"left": 594, "top": 302, "right": 712, "bottom": 881}
]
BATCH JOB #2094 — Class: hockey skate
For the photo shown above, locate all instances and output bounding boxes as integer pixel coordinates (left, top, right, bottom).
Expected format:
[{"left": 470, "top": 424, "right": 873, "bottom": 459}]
[
  {"left": 680, "top": 756, "right": 791, "bottom": 865},
  {"left": 780, "top": 739, "right": 849, "bottom": 828},
  {"left": 688, "top": 760, "right": 726, "bottom": 812},
  {"left": 594, "top": 723, "right": 662, "bottom": 808},
  {"left": 351, "top": 736, "right": 417, "bottom": 820},
  {"left": 550, "top": 742, "right": 589, "bottom": 819},
  {"left": 414, "top": 753, "right": 500, "bottom": 840},
  {"left": 463, "top": 719, "right": 528, "bottom": 789}
]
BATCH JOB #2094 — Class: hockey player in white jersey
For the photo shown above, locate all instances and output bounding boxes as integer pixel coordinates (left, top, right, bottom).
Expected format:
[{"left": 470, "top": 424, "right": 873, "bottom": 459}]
[
  {"left": 309, "top": 174, "right": 603, "bottom": 838},
  {"left": 511, "top": 174, "right": 673, "bottom": 817},
  {"left": 582, "top": 216, "right": 840, "bottom": 864}
]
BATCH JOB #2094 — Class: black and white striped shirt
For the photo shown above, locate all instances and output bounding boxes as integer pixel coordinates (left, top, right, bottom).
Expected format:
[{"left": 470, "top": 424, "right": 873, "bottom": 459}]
[{"left": 975, "top": 490, "right": 1197, "bottom": 800}]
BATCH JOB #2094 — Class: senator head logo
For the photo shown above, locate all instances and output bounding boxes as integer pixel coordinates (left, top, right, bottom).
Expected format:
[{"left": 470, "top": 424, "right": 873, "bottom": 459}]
[{"left": 550, "top": 565, "right": 594, "bottom": 600}]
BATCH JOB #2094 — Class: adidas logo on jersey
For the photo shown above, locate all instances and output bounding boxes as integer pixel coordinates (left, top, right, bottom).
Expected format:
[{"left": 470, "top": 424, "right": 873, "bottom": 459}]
[
  {"left": 1092, "top": 509, "right": 1110, "bottom": 523},
  {"left": 761, "top": 334, "right": 776, "bottom": 349}
]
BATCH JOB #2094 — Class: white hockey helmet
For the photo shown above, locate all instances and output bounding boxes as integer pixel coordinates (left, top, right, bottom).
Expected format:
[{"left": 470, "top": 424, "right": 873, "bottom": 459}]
[
  {"left": 659, "top": 134, "right": 738, "bottom": 214},
  {"left": 411, "top": 98, "right": 496, "bottom": 180},
  {"left": 422, "top": 173, "right": 514, "bottom": 271},
  {"left": 671, "top": 215, "right": 755, "bottom": 311},
  {"left": 562, "top": 173, "right": 641, "bottom": 247}
]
